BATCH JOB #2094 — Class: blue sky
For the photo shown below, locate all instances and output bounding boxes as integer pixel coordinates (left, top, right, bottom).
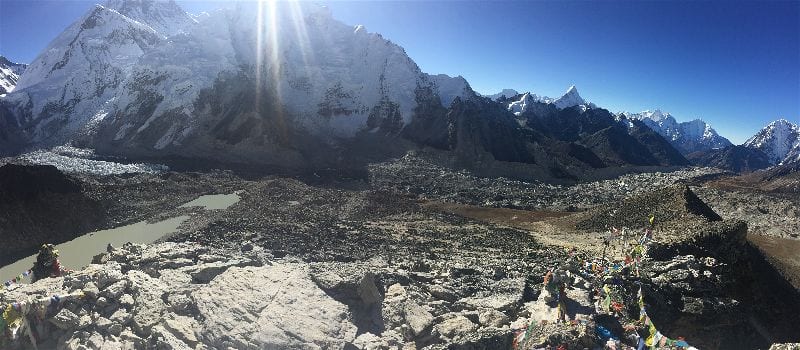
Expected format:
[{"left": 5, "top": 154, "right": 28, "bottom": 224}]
[{"left": 1, "top": 1, "right": 798, "bottom": 143}]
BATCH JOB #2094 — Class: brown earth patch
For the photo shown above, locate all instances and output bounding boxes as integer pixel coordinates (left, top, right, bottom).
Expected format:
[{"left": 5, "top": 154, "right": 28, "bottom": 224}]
[
  {"left": 747, "top": 233, "right": 800, "bottom": 290},
  {"left": 422, "top": 201, "right": 572, "bottom": 228}
]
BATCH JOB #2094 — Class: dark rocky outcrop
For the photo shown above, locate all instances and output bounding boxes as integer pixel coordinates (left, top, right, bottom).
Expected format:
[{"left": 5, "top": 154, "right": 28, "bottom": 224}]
[
  {"left": 574, "top": 184, "right": 721, "bottom": 232},
  {"left": 641, "top": 221, "right": 800, "bottom": 350},
  {"left": 688, "top": 145, "right": 773, "bottom": 173},
  {"left": 0, "top": 164, "right": 104, "bottom": 265}
]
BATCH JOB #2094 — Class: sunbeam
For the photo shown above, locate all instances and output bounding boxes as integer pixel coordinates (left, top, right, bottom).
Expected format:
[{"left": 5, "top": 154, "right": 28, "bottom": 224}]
[
  {"left": 288, "top": 1, "right": 313, "bottom": 76},
  {"left": 255, "top": 0, "right": 265, "bottom": 113},
  {"left": 266, "top": 0, "right": 281, "bottom": 106}
]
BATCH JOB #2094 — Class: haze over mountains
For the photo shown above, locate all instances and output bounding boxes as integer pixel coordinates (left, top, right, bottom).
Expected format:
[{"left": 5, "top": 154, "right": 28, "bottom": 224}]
[{"left": 0, "top": 0, "right": 797, "bottom": 178}]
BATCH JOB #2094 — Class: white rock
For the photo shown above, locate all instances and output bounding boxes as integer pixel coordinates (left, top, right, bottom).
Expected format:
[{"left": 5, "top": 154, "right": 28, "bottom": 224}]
[
  {"left": 381, "top": 284, "right": 434, "bottom": 338},
  {"left": 435, "top": 315, "right": 477, "bottom": 339},
  {"left": 192, "top": 264, "right": 357, "bottom": 349},
  {"left": 126, "top": 270, "right": 167, "bottom": 335},
  {"left": 162, "top": 314, "right": 199, "bottom": 346},
  {"left": 478, "top": 309, "right": 508, "bottom": 328}
]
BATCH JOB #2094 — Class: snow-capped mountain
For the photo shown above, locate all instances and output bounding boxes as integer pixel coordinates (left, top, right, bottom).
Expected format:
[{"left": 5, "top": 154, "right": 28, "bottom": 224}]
[
  {"left": 4, "top": 0, "right": 196, "bottom": 146},
  {"left": 1, "top": 0, "right": 691, "bottom": 178},
  {"left": 552, "top": 85, "right": 587, "bottom": 109},
  {"left": 104, "top": 0, "right": 197, "bottom": 37},
  {"left": 504, "top": 85, "right": 593, "bottom": 116},
  {"left": 743, "top": 119, "right": 800, "bottom": 165},
  {"left": 483, "top": 89, "right": 519, "bottom": 101},
  {"left": 1, "top": 0, "right": 471, "bottom": 161},
  {"left": 0, "top": 56, "right": 26, "bottom": 95},
  {"left": 623, "top": 109, "right": 732, "bottom": 155}
]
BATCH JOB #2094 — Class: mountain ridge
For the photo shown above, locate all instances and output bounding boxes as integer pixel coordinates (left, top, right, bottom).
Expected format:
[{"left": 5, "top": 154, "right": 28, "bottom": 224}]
[{"left": 622, "top": 109, "right": 732, "bottom": 155}]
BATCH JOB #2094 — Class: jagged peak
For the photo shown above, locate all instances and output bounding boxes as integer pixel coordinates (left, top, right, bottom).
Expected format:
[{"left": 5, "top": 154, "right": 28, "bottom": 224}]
[
  {"left": 482, "top": 89, "right": 519, "bottom": 100},
  {"left": 552, "top": 84, "right": 586, "bottom": 109},
  {"left": 102, "top": 0, "right": 197, "bottom": 37},
  {"left": 103, "top": 0, "right": 183, "bottom": 13},
  {"left": 0, "top": 55, "right": 26, "bottom": 67},
  {"left": 767, "top": 118, "right": 799, "bottom": 129}
]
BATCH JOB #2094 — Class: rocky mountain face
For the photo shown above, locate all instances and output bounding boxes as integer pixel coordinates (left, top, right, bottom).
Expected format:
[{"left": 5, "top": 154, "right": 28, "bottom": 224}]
[
  {"left": 623, "top": 109, "right": 732, "bottom": 155},
  {"left": 517, "top": 103, "right": 689, "bottom": 168},
  {"left": 0, "top": 56, "right": 26, "bottom": 95},
  {"left": 743, "top": 119, "right": 800, "bottom": 165},
  {"left": 686, "top": 145, "right": 772, "bottom": 173}
]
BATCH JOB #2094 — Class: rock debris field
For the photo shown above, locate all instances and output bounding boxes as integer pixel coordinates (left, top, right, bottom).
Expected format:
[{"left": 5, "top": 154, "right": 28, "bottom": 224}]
[{"left": 0, "top": 154, "right": 798, "bottom": 350}]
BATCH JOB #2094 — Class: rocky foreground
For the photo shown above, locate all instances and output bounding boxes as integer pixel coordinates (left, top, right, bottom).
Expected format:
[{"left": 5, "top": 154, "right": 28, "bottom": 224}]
[
  {"left": 1, "top": 241, "right": 535, "bottom": 349},
  {"left": 0, "top": 154, "right": 799, "bottom": 349},
  {"left": 1, "top": 182, "right": 799, "bottom": 349}
]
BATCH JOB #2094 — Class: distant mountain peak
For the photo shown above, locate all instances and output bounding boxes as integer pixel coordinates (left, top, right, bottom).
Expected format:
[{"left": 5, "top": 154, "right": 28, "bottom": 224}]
[
  {"left": 483, "top": 89, "right": 519, "bottom": 100},
  {"left": 743, "top": 119, "right": 800, "bottom": 165},
  {"left": 769, "top": 118, "right": 796, "bottom": 128},
  {"left": 552, "top": 85, "right": 586, "bottom": 109},
  {"left": 502, "top": 85, "right": 592, "bottom": 115},
  {"left": 624, "top": 109, "right": 731, "bottom": 154}
]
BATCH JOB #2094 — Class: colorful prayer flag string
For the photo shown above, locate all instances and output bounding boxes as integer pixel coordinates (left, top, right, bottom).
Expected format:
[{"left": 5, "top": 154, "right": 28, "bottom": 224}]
[{"left": 1, "top": 270, "right": 32, "bottom": 290}]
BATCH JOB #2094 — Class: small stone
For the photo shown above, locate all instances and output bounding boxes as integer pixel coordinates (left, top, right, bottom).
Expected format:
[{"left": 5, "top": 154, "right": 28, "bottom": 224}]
[
  {"left": 435, "top": 315, "right": 477, "bottom": 339},
  {"left": 83, "top": 281, "right": 100, "bottom": 298},
  {"left": 102, "top": 280, "right": 129, "bottom": 300},
  {"left": 96, "top": 297, "right": 110, "bottom": 307},
  {"left": 119, "top": 294, "right": 135, "bottom": 307},
  {"left": 108, "top": 323, "right": 123, "bottom": 336},
  {"left": 358, "top": 272, "right": 382, "bottom": 305},
  {"left": 405, "top": 302, "right": 434, "bottom": 336},
  {"left": 96, "top": 267, "right": 125, "bottom": 289},
  {"left": 77, "top": 315, "right": 92, "bottom": 329},
  {"left": 162, "top": 315, "right": 199, "bottom": 346},
  {"left": 50, "top": 308, "right": 81, "bottom": 330},
  {"left": 96, "top": 317, "right": 113, "bottom": 332},
  {"left": 151, "top": 325, "right": 193, "bottom": 350},
  {"left": 87, "top": 332, "right": 105, "bottom": 349},
  {"left": 109, "top": 309, "right": 132, "bottom": 325},
  {"left": 119, "top": 329, "right": 144, "bottom": 347},
  {"left": 478, "top": 309, "right": 508, "bottom": 328}
]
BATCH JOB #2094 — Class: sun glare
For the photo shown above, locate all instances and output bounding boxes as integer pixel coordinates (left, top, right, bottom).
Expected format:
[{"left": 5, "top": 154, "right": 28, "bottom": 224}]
[{"left": 255, "top": 0, "right": 309, "bottom": 111}]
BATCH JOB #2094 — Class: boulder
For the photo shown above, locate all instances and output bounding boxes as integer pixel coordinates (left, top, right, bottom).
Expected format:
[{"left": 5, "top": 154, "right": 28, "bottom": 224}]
[
  {"left": 192, "top": 264, "right": 357, "bottom": 348},
  {"left": 478, "top": 309, "right": 508, "bottom": 328},
  {"left": 435, "top": 315, "right": 477, "bottom": 339},
  {"left": 382, "top": 284, "right": 434, "bottom": 338},
  {"left": 50, "top": 308, "right": 81, "bottom": 330},
  {"left": 126, "top": 270, "right": 167, "bottom": 335}
]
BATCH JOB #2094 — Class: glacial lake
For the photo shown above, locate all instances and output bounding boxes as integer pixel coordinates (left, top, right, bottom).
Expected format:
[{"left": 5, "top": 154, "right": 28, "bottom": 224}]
[
  {"left": 180, "top": 191, "right": 241, "bottom": 210},
  {"left": 0, "top": 192, "right": 241, "bottom": 285}
]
